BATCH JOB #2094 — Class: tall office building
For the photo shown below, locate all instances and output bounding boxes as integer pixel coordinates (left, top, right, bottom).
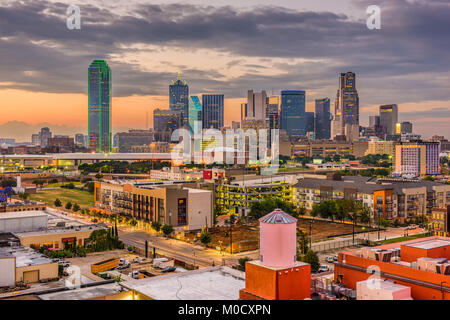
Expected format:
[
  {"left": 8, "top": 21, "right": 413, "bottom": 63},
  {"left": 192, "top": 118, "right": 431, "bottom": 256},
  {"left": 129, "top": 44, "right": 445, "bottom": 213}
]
[
  {"left": 379, "top": 104, "right": 398, "bottom": 137},
  {"left": 369, "top": 115, "right": 380, "bottom": 128},
  {"left": 39, "top": 127, "right": 52, "bottom": 148},
  {"left": 202, "top": 94, "right": 224, "bottom": 130},
  {"left": 153, "top": 108, "right": 182, "bottom": 142},
  {"left": 75, "top": 133, "right": 86, "bottom": 147},
  {"left": 115, "top": 130, "right": 154, "bottom": 153},
  {"left": 188, "top": 96, "right": 203, "bottom": 133},
  {"left": 169, "top": 74, "right": 189, "bottom": 127},
  {"left": 333, "top": 72, "right": 360, "bottom": 141},
  {"left": 244, "top": 90, "right": 267, "bottom": 121},
  {"left": 305, "top": 112, "right": 315, "bottom": 135},
  {"left": 314, "top": 98, "right": 331, "bottom": 140},
  {"left": 266, "top": 96, "right": 280, "bottom": 130},
  {"left": 88, "top": 60, "right": 112, "bottom": 153},
  {"left": 401, "top": 121, "right": 413, "bottom": 134},
  {"left": 280, "top": 90, "right": 306, "bottom": 136}
]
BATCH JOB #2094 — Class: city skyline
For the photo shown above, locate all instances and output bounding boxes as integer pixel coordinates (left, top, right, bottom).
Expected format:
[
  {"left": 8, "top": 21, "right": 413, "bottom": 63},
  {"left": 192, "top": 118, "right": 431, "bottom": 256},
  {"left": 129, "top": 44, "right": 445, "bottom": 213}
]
[{"left": 0, "top": 0, "right": 449, "bottom": 140}]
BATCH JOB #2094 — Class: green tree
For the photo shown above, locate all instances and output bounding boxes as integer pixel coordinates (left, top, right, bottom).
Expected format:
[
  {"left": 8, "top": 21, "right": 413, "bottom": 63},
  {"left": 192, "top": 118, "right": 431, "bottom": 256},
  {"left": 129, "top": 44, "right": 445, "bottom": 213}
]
[
  {"left": 162, "top": 224, "right": 174, "bottom": 237},
  {"left": 19, "top": 192, "right": 30, "bottom": 200},
  {"left": 200, "top": 231, "right": 212, "bottom": 245},
  {"left": 302, "top": 250, "right": 320, "bottom": 273},
  {"left": 65, "top": 202, "right": 72, "bottom": 210},
  {"left": 237, "top": 257, "right": 251, "bottom": 271},
  {"left": 54, "top": 198, "right": 62, "bottom": 207},
  {"left": 72, "top": 203, "right": 80, "bottom": 212},
  {"left": 249, "top": 198, "right": 296, "bottom": 219},
  {"left": 151, "top": 221, "right": 162, "bottom": 232},
  {"left": 297, "top": 230, "right": 309, "bottom": 255}
]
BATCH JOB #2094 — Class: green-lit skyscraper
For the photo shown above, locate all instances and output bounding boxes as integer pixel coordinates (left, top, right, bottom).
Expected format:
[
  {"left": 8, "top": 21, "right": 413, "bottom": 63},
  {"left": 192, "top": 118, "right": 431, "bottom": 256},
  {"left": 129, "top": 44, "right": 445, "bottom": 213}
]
[{"left": 88, "top": 60, "right": 111, "bottom": 153}]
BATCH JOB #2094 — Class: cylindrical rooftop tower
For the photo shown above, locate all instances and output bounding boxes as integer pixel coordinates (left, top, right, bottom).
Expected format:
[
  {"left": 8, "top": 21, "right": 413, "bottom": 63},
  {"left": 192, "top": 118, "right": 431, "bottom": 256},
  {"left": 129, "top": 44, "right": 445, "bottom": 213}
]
[{"left": 259, "top": 208, "right": 297, "bottom": 269}]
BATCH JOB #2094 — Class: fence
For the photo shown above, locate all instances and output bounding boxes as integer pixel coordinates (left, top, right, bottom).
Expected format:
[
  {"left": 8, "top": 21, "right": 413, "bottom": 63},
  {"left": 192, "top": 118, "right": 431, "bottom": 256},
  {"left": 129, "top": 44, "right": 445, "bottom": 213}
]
[{"left": 311, "top": 238, "right": 374, "bottom": 253}]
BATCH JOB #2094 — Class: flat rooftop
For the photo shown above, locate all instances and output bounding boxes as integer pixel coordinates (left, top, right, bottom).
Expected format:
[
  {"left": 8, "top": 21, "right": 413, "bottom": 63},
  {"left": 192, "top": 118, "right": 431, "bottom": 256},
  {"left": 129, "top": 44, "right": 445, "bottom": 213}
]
[
  {"left": 122, "top": 266, "right": 245, "bottom": 300},
  {"left": 38, "top": 282, "right": 123, "bottom": 300},
  {"left": 0, "top": 211, "right": 48, "bottom": 220},
  {"left": 15, "top": 223, "right": 107, "bottom": 237},
  {"left": 358, "top": 279, "right": 411, "bottom": 292},
  {"left": 0, "top": 245, "right": 54, "bottom": 267},
  {"left": 402, "top": 238, "right": 450, "bottom": 250}
]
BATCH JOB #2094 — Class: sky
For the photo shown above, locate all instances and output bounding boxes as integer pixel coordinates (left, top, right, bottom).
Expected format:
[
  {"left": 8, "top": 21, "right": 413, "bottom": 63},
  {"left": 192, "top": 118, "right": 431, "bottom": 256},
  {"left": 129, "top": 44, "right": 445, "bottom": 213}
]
[{"left": 0, "top": 0, "right": 449, "bottom": 141}]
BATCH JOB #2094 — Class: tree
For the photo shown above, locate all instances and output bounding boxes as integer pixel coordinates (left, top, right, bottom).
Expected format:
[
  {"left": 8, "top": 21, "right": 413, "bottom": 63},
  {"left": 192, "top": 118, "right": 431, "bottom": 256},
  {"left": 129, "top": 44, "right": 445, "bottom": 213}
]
[
  {"left": 145, "top": 240, "right": 149, "bottom": 258},
  {"left": 249, "top": 198, "right": 296, "bottom": 219},
  {"left": 54, "top": 198, "right": 62, "bottom": 207},
  {"left": 301, "top": 250, "right": 320, "bottom": 273},
  {"left": 237, "top": 257, "right": 251, "bottom": 271},
  {"left": 0, "top": 179, "right": 16, "bottom": 188},
  {"left": 95, "top": 173, "right": 103, "bottom": 180},
  {"left": 87, "top": 182, "right": 95, "bottom": 194},
  {"left": 19, "top": 192, "right": 30, "bottom": 200},
  {"left": 200, "top": 231, "right": 212, "bottom": 245},
  {"left": 297, "top": 230, "right": 309, "bottom": 255},
  {"left": 65, "top": 202, "right": 72, "bottom": 210},
  {"left": 162, "top": 224, "right": 174, "bottom": 237},
  {"left": 151, "top": 221, "right": 162, "bottom": 232},
  {"left": 72, "top": 203, "right": 80, "bottom": 212}
]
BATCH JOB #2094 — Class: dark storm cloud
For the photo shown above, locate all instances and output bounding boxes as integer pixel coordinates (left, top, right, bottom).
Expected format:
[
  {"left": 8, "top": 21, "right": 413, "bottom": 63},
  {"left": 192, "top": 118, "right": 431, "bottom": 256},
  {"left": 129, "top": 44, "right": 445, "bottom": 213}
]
[{"left": 0, "top": 0, "right": 449, "bottom": 104}]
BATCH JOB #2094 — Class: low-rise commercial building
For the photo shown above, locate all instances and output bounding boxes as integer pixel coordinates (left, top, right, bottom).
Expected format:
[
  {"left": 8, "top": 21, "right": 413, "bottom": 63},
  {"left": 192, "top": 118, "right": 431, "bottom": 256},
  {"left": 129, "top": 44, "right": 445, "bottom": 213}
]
[
  {"left": 0, "top": 211, "right": 48, "bottom": 233},
  {"left": 335, "top": 237, "right": 450, "bottom": 300},
  {"left": 0, "top": 244, "right": 58, "bottom": 286},
  {"left": 94, "top": 181, "right": 213, "bottom": 230}
]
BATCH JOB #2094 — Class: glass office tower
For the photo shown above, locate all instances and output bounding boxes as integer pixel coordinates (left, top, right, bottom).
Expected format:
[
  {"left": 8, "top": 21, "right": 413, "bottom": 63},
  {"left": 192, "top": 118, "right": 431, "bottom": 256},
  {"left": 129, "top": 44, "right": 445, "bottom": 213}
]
[
  {"left": 315, "top": 98, "right": 331, "bottom": 140},
  {"left": 169, "top": 75, "right": 189, "bottom": 127},
  {"left": 188, "top": 96, "right": 203, "bottom": 133},
  {"left": 88, "top": 60, "right": 111, "bottom": 153},
  {"left": 202, "top": 94, "right": 224, "bottom": 130},
  {"left": 280, "top": 90, "right": 306, "bottom": 136}
]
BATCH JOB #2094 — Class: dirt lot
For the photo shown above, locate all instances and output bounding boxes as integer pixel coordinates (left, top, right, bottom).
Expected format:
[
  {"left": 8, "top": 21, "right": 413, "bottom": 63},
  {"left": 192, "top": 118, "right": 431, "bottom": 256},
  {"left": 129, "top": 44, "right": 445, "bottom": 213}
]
[{"left": 183, "top": 218, "right": 377, "bottom": 250}]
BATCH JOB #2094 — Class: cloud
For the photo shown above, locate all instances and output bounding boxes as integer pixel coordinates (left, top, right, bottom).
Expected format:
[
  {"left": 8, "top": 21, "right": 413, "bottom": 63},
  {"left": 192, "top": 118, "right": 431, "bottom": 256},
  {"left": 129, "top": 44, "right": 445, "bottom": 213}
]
[{"left": 0, "top": 0, "right": 449, "bottom": 108}]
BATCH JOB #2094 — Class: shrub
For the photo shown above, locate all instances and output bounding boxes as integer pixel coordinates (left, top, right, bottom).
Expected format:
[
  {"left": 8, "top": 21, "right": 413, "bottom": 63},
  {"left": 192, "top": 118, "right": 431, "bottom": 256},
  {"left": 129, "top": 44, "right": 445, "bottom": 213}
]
[
  {"left": 54, "top": 198, "right": 62, "bottom": 207},
  {"left": 65, "top": 202, "right": 72, "bottom": 210},
  {"left": 162, "top": 224, "right": 174, "bottom": 237},
  {"left": 127, "top": 246, "right": 134, "bottom": 253},
  {"left": 151, "top": 221, "right": 162, "bottom": 232},
  {"left": 72, "top": 203, "right": 80, "bottom": 212},
  {"left": 301, "top": 250, "right": 320, "bottom": 273},
  {"left": 200, "top": 232, "right": 212, "bottom": 245}
]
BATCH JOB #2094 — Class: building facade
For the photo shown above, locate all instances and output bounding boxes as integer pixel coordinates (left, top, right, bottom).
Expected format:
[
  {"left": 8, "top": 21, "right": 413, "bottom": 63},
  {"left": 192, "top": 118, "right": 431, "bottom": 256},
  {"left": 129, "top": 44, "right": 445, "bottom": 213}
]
[
  {"left": 202, "top": 94, "right": 224, "bottom": 130},
  {"left": 281, "top": 90, "right": 306, "bottom": 136},
  {"left": 394, "top": 141, "right": 440, "bottom": 176},
  {"left": 169, "top": 76, "right": 189, "bottom": 127},
  {"left": 380, "top": 104, "right": 398, "bottom": 137},
  {"left": 88, "top": 60, "right": 112, "bottom": 153},
  {"left": 115, "top": 130, "right": 154, "bottom": 153},
  {"left": 333, "top": 72, "right": 360, "bottom": 141},
  {"left": 314, "top": 98, "right": 331, "bottom": 140}
]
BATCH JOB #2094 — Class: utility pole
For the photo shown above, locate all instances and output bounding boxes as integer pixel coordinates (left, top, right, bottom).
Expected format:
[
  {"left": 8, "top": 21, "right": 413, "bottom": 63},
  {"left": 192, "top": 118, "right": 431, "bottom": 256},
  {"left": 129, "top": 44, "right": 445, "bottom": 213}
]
[{"left": 309, "top": 219, "right": 313, "bottom": 251}]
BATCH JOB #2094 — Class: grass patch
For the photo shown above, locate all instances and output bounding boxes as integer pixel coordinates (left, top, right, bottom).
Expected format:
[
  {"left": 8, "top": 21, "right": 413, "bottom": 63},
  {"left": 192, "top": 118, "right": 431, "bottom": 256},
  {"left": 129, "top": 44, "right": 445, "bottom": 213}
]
[
  {"left": 378, "top": 233, "right": 430, "bottom": 244},
  {"left": 29, "top": 188, "right": 94, "bottom": 208},
  {"left": 42, "top": 182, "right": 84, "bottom": 188}
]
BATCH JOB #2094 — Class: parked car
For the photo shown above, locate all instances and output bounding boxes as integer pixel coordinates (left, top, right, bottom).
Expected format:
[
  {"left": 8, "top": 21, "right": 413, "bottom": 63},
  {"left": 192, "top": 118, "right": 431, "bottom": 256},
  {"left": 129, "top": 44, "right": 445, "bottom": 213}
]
[
  {"left": 325, "top": 256, "right": 335, "bottom": 263},
  {"left": 317, "top": 265, "right": 330, "bottom": 273},
  {"left": 58, "top": 260, "right": 71, "bottom": 267},
  {"left": 162, "top": 266, "right": 176, "bottom": 273}
]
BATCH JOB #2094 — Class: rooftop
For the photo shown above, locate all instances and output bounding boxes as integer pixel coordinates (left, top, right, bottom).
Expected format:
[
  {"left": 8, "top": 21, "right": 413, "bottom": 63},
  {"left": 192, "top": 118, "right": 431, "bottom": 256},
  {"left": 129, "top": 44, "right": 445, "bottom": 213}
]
[
  {"left": 260, "top": 209, "right": 297, "bottom": 224},
  {"left": 38, "top": 282, "right": 123, "bottom": 300},
  {"left": 294, "top": 176, "right": 448, "bottom": 194},
  {"left": 121, "top": 266, "right": 245, "bottom": 300},
  {"left": 402, "top": 238, "right": 450, "bottom": 250},
  {"left": 0, "top": 245, "right": 54, "bottom": 267},
  {"left": 0, "top": 210, "right": 48, "bottom": 220},
  {"left": 15, "top": 222, "right": 107, "bottom": 237}
]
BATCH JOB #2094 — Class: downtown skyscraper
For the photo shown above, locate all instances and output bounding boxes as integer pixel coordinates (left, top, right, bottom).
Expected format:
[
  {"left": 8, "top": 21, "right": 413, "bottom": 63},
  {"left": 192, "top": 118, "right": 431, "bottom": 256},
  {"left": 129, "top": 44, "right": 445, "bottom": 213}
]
[
  {"left": 280, "top": 90, "right": 306, "bottom": 136},
  {"left": 380, "top": 104, "right": 399, "bottom": 138},
  {"left": 202, "top": 94, "right": 224, "bottom": 130},
  {"left": 169, "top": 74, "right": 189, "bottom": 127},
  {"left": 314, "top": 98, "right": 331, "bottom": 140},
  {"left": 332, "top": 72, "right": 360, "bottom": 141},
  {"left": 88, "top": 60, "right": 112, "bottom": 153},
  {"left": 188, "top": 96, "right": 203, "bottom": 133}
]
